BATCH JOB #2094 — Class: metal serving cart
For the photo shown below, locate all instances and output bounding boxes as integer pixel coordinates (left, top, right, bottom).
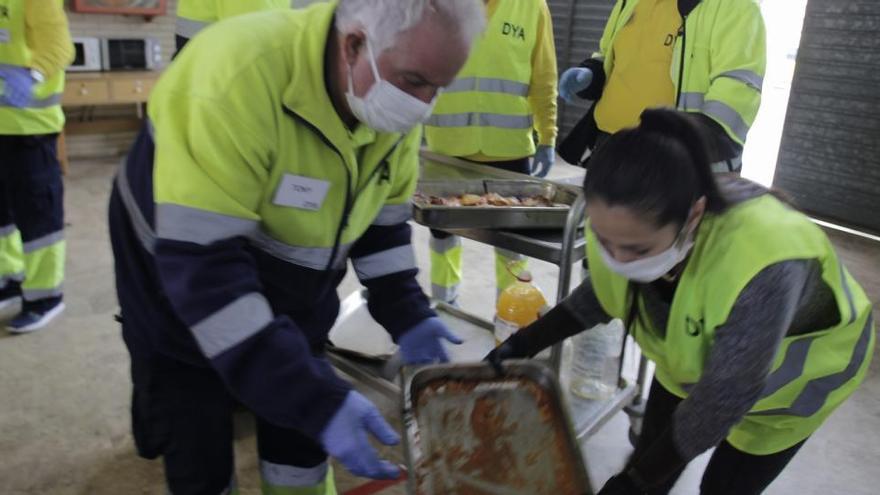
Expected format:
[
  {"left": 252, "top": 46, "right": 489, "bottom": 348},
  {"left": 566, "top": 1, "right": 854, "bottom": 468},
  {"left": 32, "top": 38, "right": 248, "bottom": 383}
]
[{"left": 326, "top": 150, "right": 649, "bottom": 489}]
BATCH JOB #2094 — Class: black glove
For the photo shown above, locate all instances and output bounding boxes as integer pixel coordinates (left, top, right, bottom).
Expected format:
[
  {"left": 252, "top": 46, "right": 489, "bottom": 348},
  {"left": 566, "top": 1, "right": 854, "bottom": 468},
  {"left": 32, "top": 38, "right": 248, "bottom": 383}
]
[
  {"left": 598, "top": 472, "right": 646, "bottom": 495},
  {"left": 482, "top": 338, "right": 521, "bottom": 375}
]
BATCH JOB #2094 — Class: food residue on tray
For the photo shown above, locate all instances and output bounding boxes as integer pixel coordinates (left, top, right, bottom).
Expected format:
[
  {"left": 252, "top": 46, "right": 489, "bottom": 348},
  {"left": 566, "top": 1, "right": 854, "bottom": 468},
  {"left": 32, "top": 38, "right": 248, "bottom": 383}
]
[
  {"left": 411, "top": 377, "right": 584, "bottom": 494},
  {"left": 414, "top": 192, "right": 559, "bottom": 207}
]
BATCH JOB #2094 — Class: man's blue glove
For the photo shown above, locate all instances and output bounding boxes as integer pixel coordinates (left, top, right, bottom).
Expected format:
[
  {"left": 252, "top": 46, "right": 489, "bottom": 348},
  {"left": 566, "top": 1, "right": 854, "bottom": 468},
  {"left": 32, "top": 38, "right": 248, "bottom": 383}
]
[
  {"left": 398, "top": 317, "right": 463, "bottom": 364},
  {"left": 532, "top": 145, "right": 555, "bottom": 178},
  {"left": 558, "top": 67, "right": 593, "bottom": 104},
  {"left": 320, "top": 390, "right": 401, "bottom": 480},
  {"left": 0, "top": 67, "right": 36, "bottom": 108}
]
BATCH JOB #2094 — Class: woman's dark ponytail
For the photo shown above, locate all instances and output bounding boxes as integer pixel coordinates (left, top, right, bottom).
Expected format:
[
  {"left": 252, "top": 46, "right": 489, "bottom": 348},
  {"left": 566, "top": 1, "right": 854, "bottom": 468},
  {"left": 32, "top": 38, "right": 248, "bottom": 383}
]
[{"left": 584, "top": 109, "right": 729, "bottom": 228}]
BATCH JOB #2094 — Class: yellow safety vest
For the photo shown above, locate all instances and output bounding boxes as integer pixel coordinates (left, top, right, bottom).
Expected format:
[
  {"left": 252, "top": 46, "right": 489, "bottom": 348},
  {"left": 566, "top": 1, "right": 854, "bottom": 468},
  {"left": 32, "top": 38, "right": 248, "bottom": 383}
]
[
  {"left": 587, "top": 193, "right": 874, "bottom": 454},
  {"left": 152, "top": 3, "right": 420, "bottom": 264},
  {"left": 424, "top": 0, "right": 541, "bottom": 159},
  {"left": 176, "top": 0, "right": 290, "bottom": 38},
  {"left": 0, "top": 0, "right": 67, "bottom": 135},
  {"left": 595, "top": 0, "right": 766, "bottom": 145}
]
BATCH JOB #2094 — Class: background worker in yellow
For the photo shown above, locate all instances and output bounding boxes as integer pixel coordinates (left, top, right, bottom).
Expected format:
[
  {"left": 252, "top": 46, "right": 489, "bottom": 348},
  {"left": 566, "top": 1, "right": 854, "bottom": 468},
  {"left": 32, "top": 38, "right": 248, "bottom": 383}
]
[
  {"left": 488, "top": 110, "right": 875, "bottom": 495},
  {"left": 0, "top": 0, "right": 72, "bottom": 333},
  {"left": 108, "top": 0, "right": 485, "bottom": 493},
  {"left": 175, "top": 0, "right": 291, "bottom": 52},
  {"left": 424, "top": 0, "right": 558, "bottom": 305},
  {"left": 557, "top": 0, "right": 766, "bottom": 173}
]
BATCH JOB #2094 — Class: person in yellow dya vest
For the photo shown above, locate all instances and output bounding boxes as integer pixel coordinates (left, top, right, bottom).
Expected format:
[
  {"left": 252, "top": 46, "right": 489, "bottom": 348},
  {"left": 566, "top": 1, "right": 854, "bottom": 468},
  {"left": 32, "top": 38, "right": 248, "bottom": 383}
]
[
  {"left": 424, "top": 0, "right": 557, "bottom": 305},
  {"left": 558, "top": 0, "right": 765, "bottom": 174},
  {"left": 487, "top": 110, "right": 875, "bottom": 495},
  {"left": 175, "top": 0, "right": 291, "bottom": 52},
  {"left": 0, "top": 0, "right": 72, "bottom": 333},
  {"left": 109, "top": 1, "right": 486, "bottom": 493}
]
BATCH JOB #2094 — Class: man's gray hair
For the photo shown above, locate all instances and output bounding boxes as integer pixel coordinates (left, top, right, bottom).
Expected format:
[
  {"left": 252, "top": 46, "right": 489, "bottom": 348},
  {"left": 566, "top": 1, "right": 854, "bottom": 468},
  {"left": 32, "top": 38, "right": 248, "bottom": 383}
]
[{"left": 336, "top": 0, "right": 486, "bottom": 53}]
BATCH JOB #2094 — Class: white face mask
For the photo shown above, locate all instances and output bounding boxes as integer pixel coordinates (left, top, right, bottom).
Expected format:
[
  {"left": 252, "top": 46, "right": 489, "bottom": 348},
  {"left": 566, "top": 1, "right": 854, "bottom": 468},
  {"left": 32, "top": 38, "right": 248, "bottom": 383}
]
[
  {"left": 597, "top": 222, "right": 695, "bottom": 283},
  {"left": 345, "top": 40, "right": 436, "bottom": 133}
]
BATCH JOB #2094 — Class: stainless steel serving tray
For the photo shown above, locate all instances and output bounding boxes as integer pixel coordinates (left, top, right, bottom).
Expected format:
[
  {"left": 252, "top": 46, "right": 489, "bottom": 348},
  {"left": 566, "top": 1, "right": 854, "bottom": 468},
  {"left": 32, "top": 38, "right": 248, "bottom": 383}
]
[
  {"left": 401, "top": 362, "right": 593, "bottom": 495},
  {"left": 412, "top": 179, "right": 579, "bottom": 230}
]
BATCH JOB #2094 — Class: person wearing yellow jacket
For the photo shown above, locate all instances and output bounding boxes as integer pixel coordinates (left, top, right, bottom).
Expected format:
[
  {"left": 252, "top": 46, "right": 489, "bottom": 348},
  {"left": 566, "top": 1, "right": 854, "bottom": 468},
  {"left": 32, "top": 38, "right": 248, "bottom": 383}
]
[
  {"left": 557, "top": 0, "right": 766, "bottom": 173},
  {"left": 0, "top": 0, "right": 72, "bottom": 333},
  {"left": 175, "top": 0, "right": 291, "bottom": 52},
  {"left": 109, "top": 1, "right": 485, "bottom": 493},
  {"left": 424, "top": 0, "right": 558, "bottom": 305},
  {"left": 488, "top": 110, "right": 874, "bottom": 495}
]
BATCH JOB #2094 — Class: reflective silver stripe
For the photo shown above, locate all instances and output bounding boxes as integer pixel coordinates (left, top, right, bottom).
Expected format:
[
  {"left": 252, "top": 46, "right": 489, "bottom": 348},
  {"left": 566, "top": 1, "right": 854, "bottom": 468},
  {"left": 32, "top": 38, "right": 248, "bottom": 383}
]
[
  {"left": 22, "top": 231, "right": 64, "bottom": 253},
  {"left": 0, "top": 272, "right": 25, "bottom": 288},
  {"left": 426, "top": 113, "right": 534, "bottom": 130},
  {"left": 751, "top": 315, "right": 873, "bottom": 418},
  {"left": 156, "top": 203, "right": 259, "bottom": 246},
  {"left": 702, "top": 100, "right": 749, "bottom": 143},
  {"left": 176, "top": 17, "right": 210, "bottom": 38},
  {"left": 0, "top": 92, "right": 62, "bottom": 109},
  {"left": 261, "top": 460, "right": 328, "bottom": 487},
  {"left": 353, "top": 245, "right": 417, "bottom": 280},
  {"left": 429, "top": 235, "right": 460, "bottom": 254},
  {"left": 759, "top": 335, "right": 822, "bottom": 400},
  {"left": 191, "top": 293, "right": 273, "bottom": 358},
  {"left": 22, "top": 286, "right": 63, "bottom": 301},
  {"left": 248, "top": 230, "right": 349, "bottom": 270},
  {"left": 678, "top": 92, "right": 705, "bottom": 111},
  {"left": 0, "top": 224, "right": 17, "bottom": 237},
  {"left": 839, "top": 264, "right": 857, "bottom": 325},
  {"left": 431, "top": 283, "right": 459, "bottom": 304},
  {"left": 372, "top": 203, "right": 412, "bottom": 226},
  {"left": 495, "top": 247, "right": 525, "bottom": 261},
  {"left": 711, "top": 155, "right": 743, "bottom": 174},
  {"left": 444, "top": 77, "right": 530, "bottom": 97},
  {"left": 115, "top": 167, "right": 156, "bottom": 255},
  {"left": 716, "top": 70, "right": 764, "bottom": 91}
]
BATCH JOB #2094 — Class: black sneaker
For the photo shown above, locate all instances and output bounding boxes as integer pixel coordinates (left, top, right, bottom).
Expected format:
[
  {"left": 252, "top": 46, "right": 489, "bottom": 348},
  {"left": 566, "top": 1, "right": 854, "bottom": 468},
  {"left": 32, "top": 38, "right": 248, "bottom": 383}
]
[
  {"left": 0, "top": 280, "right": 21, "bottom": 311},
  {"left": 7, "top": 297, "right": 65, "bottom": 334}
]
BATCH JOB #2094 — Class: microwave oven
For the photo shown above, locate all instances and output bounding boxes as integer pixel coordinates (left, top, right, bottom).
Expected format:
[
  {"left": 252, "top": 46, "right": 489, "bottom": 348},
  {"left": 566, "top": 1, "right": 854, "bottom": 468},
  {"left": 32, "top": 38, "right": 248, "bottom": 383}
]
[
  {"left": 69, "top": 36, "right": 102, "bottom": 72},
  {"left": 101, "top": 37, "right": 162, "bottom": 71}
]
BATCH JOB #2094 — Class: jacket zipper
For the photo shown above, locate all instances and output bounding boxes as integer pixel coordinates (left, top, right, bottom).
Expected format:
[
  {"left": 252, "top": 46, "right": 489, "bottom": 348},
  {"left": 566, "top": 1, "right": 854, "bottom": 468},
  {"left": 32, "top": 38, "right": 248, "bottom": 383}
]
[
  {"left": 282, "top": 106, "right": 401, "bottom": 272},
  {"left": 675, "top": 16, "right": 688, "bottom": 109}
]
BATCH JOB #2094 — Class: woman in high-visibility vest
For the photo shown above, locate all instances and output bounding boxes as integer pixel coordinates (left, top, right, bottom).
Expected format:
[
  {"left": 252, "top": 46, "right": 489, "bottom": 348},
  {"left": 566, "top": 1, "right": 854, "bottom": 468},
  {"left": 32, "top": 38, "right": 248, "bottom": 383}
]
[{"left": 487, "top": 109, "right": 874, "bottom": 495}]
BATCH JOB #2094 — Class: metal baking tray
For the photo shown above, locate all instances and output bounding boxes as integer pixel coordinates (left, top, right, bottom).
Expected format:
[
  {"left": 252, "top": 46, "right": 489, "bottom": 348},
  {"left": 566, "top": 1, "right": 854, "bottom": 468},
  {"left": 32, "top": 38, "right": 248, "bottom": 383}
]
[
  {"left": 401, "top": 362, "right": 593, "bottom": 495},
  {"left": 413, "top": 179, "right": 579, "bottom": 230}
]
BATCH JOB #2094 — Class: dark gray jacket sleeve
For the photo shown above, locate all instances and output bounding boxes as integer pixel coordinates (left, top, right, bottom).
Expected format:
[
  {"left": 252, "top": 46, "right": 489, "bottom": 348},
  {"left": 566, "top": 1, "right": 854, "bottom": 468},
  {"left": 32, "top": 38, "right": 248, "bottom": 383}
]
[
  {"left": 505, "top": 277, "right": 613, "bottom": 357},
  {"left": 631, "top": 260, "right": 813, "bottom": 489}
]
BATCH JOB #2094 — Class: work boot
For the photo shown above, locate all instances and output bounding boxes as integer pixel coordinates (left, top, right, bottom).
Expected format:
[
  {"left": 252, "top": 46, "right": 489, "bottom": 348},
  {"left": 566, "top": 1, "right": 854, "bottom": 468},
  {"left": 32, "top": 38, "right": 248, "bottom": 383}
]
[
  {"left": 8, "top": 297, "right": 65, "bottom": 334},
  {"left": 0, "top": 281, "right": 22, "bottom": 312}
]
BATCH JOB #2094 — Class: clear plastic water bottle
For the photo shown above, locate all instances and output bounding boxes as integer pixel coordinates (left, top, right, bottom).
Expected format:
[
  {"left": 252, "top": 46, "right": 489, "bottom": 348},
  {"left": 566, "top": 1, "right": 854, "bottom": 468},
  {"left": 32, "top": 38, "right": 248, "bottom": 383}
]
[{"left": 570, "top": 319, "right": 624, "bottom": 400}]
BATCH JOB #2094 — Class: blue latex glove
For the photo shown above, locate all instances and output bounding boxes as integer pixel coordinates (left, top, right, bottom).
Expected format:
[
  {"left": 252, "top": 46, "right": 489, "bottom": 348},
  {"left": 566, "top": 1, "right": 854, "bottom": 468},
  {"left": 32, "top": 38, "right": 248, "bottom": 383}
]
[
  {"left": 398, "top": 317, "right": 463, "bottom": 364},
  {"left": 532, "top": 145, "right": 555, "bottom": 178},
  {"left": 0, "top": 67, "right": 36, "bottom": 108},
  {"left": 558, "top": 67, "right": 593, "bottom": 104},
  {"left": 320, "top": 390, "right": 401, "bottom": 480}
]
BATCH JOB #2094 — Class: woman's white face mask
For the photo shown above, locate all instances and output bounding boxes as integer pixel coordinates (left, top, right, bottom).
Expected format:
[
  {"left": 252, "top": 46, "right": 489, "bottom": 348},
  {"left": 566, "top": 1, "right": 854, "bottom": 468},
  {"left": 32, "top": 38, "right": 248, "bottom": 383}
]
[
  {"left": 597, "top": 217, "right": 696, "bottom": 283},
  {"left": 345, "top": 40, "right": 436, "bottom": 133}
]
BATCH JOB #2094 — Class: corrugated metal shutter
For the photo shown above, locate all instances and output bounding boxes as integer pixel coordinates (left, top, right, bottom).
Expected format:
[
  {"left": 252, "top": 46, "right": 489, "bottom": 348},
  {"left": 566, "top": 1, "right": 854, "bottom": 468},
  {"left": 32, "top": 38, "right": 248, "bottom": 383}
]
[
  {"left": 547, "top": 0, "right": 616, "bottom": 138},
  {"left": 772, "top": 0, "right": 880, "bottom": 234}
]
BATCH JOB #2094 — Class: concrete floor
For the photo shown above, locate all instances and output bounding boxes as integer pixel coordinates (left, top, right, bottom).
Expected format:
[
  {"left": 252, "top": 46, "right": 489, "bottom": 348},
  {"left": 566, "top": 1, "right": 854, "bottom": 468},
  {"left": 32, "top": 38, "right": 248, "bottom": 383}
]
[{"left": 0, "top": 158, "right": 878, "bottom": 494}]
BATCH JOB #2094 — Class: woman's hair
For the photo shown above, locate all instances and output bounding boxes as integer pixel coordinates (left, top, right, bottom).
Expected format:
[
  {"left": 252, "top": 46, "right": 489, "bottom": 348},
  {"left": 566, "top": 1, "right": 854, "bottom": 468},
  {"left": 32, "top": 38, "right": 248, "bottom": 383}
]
[{"left": 584, "top": 109, "right": 729, "bottom": 228}]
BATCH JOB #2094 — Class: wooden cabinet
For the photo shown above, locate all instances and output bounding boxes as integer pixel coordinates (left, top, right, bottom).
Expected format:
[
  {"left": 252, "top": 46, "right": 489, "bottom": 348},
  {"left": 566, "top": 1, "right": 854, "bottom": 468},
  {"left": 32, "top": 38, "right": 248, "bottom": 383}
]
[
  {"left": 60, "top": 71, "right": 162, "bottom": 173},
  {"left": 63, "top": 71, "right": 160, "bottom": 107},
  {"left": 63, "top": 80, "right": 111, "bottom": 105}
]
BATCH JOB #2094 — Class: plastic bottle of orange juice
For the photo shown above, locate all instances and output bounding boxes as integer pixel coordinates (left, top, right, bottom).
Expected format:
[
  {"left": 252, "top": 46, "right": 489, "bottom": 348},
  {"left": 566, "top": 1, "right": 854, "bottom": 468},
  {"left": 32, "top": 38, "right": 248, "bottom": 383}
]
[{"left": 494, "top": 268, "right": 548, "bottom": 345}]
